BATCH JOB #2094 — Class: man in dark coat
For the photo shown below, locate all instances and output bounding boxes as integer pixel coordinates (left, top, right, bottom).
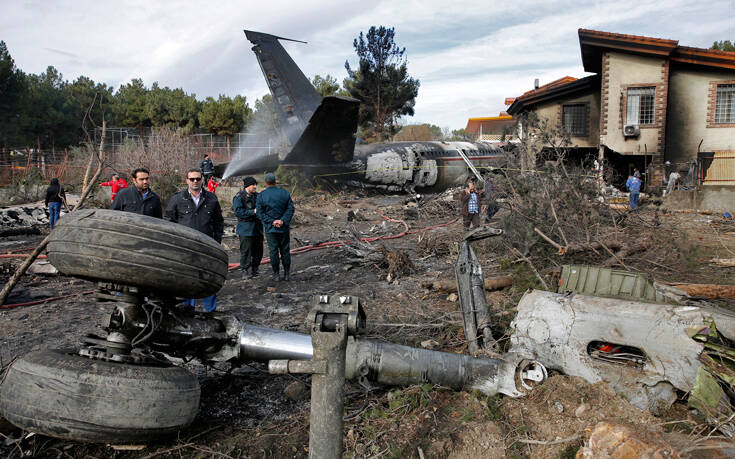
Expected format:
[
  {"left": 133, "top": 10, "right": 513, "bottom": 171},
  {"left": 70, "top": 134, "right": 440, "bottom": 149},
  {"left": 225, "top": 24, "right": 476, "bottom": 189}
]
[
  {"left": 111, "top": 167, "right": 163, "bottom": 218},
  {"left": 200, "top": 154, "right": 215, "bottom": 187},
  {"left": 256, "top": 172, "right": 295, "bottom": 281},
  {"left": 164, "top": 168, "right": 224, "bottom": 243},
  {"left": 164, "top": 168, "right": 224, "bottom": 311},
  {"left": 233, "top": 176, "right": 263, "bottom": 279}
]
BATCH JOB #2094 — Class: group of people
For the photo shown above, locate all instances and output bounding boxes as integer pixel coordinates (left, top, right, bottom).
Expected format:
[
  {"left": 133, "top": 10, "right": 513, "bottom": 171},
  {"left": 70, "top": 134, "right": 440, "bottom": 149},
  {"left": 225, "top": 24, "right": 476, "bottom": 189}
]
[
  {"left": 106, "top": 166, "right": 295, "bottom": 287},
  {"left": 233, "top": 173, "right": 294, "bottom": 281},
  {"left": 43, "top": 161, "right": 295, "bottom": 313}
]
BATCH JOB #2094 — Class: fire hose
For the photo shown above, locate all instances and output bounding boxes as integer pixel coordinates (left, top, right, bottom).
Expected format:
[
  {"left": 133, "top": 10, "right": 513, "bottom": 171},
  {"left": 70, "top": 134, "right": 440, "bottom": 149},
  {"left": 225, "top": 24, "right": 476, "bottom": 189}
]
[
  {"left": 229, "top": 214, "right": 460, "bottom": 270},
  {"left": 2, "top": 215, "right": 461, "bottom": 307}
]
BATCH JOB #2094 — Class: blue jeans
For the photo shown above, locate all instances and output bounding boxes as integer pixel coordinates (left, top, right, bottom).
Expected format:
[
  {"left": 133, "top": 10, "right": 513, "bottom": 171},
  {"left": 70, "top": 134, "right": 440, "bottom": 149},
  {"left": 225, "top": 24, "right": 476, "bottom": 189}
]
[
  {"left": 629, "top": 191, "right": 640, "bottom": 210},
  {"left": 48, "top": 202, "right": 61, "bottom": 229},
  {"left": 183, "top": 294, "right": 217, "bottom": 312}
]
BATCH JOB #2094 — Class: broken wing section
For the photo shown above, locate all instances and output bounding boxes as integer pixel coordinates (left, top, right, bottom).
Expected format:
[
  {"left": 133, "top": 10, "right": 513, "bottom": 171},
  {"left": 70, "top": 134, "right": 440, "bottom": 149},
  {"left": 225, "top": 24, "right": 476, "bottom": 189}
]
[
  {"left": 244, "top": 30, "right": 322, "bottom": 146},
  {"left": 284, "top": 96, "right": 359, "bottom": 165}
]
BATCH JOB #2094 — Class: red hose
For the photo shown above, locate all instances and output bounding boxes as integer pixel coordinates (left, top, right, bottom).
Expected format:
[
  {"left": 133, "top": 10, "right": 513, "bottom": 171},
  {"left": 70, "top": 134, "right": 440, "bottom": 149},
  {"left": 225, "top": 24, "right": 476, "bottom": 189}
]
[
  {"left": 4, "top": 216, "right": 460, "bottom": 305},
  {"left": 227, "top": 216, "right": 459, "bottom": 270}
]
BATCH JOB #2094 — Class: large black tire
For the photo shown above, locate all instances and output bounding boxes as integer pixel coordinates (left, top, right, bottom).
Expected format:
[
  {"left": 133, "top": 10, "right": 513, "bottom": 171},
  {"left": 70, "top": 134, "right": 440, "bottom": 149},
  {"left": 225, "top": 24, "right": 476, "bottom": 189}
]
[
  {"left": 47, "top": 208, "right": 228, "bottom": 298},
  {"left": 0, "top": 349, "right": 200, "bottom": 443}
]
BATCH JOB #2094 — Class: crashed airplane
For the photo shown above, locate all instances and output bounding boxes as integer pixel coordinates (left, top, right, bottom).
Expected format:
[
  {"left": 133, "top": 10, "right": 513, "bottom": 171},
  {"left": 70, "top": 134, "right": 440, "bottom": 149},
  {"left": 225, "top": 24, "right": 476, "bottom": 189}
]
[{"left": 223, "top": 30, "right": 506, "bottom": 191}]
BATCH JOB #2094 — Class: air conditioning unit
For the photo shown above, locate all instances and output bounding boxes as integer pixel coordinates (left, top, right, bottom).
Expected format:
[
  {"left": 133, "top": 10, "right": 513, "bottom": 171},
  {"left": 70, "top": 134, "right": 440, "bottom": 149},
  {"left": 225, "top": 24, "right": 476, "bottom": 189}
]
[{"left": 623, "top": 124, "right": 640, "bottom": 137}]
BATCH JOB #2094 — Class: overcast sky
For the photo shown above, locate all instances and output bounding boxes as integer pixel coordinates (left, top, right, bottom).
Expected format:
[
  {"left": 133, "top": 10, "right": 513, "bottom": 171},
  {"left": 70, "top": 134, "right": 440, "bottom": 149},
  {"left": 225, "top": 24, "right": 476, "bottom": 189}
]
[{"left": 2, "top": 0, "right": 734, "bottom": 129}]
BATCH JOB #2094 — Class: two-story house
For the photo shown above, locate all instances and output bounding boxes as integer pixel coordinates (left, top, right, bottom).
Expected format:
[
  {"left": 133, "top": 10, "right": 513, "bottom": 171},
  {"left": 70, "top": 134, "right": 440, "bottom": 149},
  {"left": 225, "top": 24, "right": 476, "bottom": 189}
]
[{"left": 508, "top": 29, "right": 735, "bottom": 189}]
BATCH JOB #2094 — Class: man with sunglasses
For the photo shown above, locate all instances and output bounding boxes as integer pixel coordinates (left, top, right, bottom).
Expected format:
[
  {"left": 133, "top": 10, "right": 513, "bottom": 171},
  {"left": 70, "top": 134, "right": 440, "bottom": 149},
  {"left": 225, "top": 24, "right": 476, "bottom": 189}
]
[{"left": 165, "top": 168, "right": 224, "bottom": 311}]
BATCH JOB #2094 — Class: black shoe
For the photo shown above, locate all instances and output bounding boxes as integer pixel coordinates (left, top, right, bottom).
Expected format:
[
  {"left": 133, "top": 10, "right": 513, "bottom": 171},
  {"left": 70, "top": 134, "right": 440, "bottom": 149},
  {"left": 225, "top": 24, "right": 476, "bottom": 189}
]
[
  {"left": 250, "top": 268, "right": 259, "bottom": 278},
  {"left": 282, "top": 271, "right": 290, "bottom": 281},
  {"left": 270, "top": 272, "right": 281, "bottom": 281},
  {"left": 241, "top": 267, "right": 250, "bottom": 280}
]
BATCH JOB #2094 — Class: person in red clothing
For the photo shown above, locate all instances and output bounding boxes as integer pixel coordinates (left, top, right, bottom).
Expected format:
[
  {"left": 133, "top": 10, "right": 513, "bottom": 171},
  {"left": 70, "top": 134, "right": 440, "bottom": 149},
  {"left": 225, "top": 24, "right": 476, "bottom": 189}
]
[
  {"left": 207, "top": 177, "right": 221, "bottom": 194},
  {"left": 100, "top": 174, "right": 129, "bottom": 202}
]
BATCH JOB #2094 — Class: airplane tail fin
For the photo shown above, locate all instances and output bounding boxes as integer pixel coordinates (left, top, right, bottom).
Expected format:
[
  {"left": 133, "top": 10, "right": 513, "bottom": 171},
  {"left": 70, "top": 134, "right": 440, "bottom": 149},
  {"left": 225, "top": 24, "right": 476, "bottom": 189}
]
[
  {"left": 244, "top": 30, "right": 360, "bottom": 165},
  {"left": 244, "top": 30, "right": 322, "bottom": 147},
  {"left": 285, "top": 96, "right": 359, "bottom": 164}
]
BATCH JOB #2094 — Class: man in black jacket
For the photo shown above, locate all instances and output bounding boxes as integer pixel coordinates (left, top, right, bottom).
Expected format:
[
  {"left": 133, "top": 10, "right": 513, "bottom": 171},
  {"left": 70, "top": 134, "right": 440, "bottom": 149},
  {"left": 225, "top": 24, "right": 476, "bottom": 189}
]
[
  {"left": 200, "top": 154, "right": 215, "bottom": 187},
  {"left": 164, "top": 168, "right": 224, "bottom": 243},
  {"left": 233, "top": 176, "right": 263, "bottom": 279},
  {"left": 111, "top": 167, "right": 163, "bottom": 218},
  {"left": 164, "top": 168, "right": 224, "bottom": 312}
]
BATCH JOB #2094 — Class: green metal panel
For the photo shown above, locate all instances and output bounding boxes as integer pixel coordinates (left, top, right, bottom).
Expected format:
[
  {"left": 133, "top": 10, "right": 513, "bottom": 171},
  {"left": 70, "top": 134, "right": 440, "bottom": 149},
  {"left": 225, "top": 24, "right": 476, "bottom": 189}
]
[{"left": 558, "top": 265, "right": 667, "bottom": 303}]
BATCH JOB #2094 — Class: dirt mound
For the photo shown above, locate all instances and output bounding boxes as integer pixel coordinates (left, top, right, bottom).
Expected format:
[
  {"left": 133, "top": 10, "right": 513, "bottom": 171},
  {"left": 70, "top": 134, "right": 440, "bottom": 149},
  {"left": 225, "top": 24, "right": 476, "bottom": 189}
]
[
  {"left": 503, "top": 375, "right": 659, "bottom": 458},
  {"left": 444, "top": 421, "right": 506, "bottom": 458}
]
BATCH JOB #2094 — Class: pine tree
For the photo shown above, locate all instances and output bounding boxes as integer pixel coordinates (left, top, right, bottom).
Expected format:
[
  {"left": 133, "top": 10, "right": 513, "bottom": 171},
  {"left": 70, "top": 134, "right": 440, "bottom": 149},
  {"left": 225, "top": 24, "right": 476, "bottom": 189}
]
[{"left": 344, "top": 26, "right": 420, "bottom": 140}]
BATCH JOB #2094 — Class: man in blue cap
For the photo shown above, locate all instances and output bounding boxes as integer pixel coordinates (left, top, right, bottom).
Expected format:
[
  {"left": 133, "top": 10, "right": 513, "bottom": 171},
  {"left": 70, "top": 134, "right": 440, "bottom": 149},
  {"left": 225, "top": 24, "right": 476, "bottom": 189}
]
[
  {"left": 233, "top": 176, "right": 263, "bottom": 279},
  {"left": 256, "top": 172, "right": 295, "bottom": 281}
]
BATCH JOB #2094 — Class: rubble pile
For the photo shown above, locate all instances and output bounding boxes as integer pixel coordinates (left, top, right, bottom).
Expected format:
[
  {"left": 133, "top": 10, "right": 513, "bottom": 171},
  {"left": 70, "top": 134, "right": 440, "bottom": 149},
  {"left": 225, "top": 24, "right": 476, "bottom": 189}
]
[{"left": 0, "top": 203, "right": 49, "bottom": 230}]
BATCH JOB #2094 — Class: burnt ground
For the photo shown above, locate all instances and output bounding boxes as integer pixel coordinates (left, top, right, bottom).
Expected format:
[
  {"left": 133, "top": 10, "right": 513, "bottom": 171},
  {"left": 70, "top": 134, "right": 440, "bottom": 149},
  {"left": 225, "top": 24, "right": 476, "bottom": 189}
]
[{"left": 1, "top": 190, "right": 735, "bottom": 457}]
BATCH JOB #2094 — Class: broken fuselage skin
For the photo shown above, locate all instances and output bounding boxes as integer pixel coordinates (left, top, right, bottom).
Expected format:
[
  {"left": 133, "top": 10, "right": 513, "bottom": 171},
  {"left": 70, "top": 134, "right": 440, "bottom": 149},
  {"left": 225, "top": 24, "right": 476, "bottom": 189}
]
[
  {"left": 510, "top": 289, "right": 735, "bottom": 415},
  {"left": 225, "top": 139, "right": 504, "bottom": 191},
  {"left": 347, "top": 140, "right": 504, "bottom": 191}
]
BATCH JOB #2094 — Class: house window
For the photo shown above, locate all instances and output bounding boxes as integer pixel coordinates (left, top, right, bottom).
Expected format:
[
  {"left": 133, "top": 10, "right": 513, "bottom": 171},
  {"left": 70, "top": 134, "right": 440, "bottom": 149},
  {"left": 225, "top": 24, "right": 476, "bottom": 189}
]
[
  {"left": 562, "top": 103, "right": 587, "bottom": 136},
  {"left": 626, "top": 87, "right": 655, "bottom": 125},
  {"left": 715, "top": 84, "right": 735, "bottom": 124}
]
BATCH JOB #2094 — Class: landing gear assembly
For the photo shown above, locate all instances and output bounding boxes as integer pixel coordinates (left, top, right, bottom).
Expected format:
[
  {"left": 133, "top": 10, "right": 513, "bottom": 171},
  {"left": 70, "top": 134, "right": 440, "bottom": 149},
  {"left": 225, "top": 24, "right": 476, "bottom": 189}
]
[{"left": 0, "top": 210, "right": 547, "bottom": 455}]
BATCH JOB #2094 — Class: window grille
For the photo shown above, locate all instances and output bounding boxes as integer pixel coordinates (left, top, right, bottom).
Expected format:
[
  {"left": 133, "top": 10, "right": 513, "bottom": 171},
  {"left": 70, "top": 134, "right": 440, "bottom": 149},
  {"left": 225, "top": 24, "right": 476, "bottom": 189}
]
[
  {"left": 626, "top": 87, "right": 655, "bottom": 125},
  {"left": 715, "top": 84, "right": 735, "bottom": 124},
  {"left": 562, "top": 104, "right": 587, "bottom": 136}
]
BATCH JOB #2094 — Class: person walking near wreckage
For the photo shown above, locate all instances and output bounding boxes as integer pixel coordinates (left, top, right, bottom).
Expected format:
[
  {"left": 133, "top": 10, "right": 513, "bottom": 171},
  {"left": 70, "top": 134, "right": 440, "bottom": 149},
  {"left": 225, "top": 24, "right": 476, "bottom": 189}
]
[
  {"left": 256, "top": 172, "right": 294, "bottom": 281},
  {"left": 44, "top": 178, "right": 66, "bottom": 229},
  {"left": 233, "top": 176, "right": 263, "bottom": 279},
  {"left": 111, "top": 167, "right": 162, "bottom": 218},
  {"left": 459, "top": 180, "right": 481, "bottom": 229},
  {"left": 626, "top": 173, "right": 641, "bottom": 211},
  {"left": 100, "top": 174, "right": 128, "bottom": 203},
  {"left": 165, "top": 168, "right": 224, "bottom": 311}
]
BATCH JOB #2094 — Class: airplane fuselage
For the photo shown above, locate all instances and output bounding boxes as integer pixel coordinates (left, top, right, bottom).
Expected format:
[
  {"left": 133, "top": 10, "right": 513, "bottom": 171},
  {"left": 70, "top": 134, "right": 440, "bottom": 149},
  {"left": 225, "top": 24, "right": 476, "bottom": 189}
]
[
  {"left": 350, "top": 140, "right": 504, "bottom": 191},
  {"left": 233, "top": 30, "right": 508, "bottom": 191}
]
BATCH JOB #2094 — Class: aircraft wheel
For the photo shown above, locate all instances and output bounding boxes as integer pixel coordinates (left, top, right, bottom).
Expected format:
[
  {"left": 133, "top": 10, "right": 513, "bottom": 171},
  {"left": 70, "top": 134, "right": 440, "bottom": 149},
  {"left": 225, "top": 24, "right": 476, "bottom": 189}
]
[
  {"left": 0, "top": 349, "right": 200, "bottom": 443},
  {"left": 47, "top": 208, "right": 228, "bottom": 298}
]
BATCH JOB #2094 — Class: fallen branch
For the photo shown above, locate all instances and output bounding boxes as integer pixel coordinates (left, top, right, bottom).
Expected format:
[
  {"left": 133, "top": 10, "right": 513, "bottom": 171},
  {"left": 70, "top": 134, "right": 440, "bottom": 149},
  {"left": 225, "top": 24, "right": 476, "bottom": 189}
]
[
  {"left": 534, "top": 227, "right": 563, "bottom": 252},
  {"left": 601, "top": 242, "right": 649, "bottom": 268},
  {"left": 0, "top": 119, "right": 106, "bottom": 305},
  {"left": 565, "top": 240, "right": 622, "bottom": 255},
  {"left": 422, "top": 276, "right": 514, "bottom": 293},
  {"left": 599, "top": 241, "right": 630, "bottom": 271},
  {"left": 668, "top": 283, "right": 735, "bottom": 299},
  {"left": 710, "top": 258, "right": 735, "bottom": 267},
  {"left": 511, "top": 247, "right": 549, "bottom": 290},
  {"left": 514, "top": 433, "right": 582, "bottom": 446},
  {"left": 664, "top": 209, "right": 720, "bottom": 215},
  {"left": 0, "top": 235, "right": 51, "bottom": 305},
  {"left": 534, "top": 227, "right": 623, "bottom": 256}
]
